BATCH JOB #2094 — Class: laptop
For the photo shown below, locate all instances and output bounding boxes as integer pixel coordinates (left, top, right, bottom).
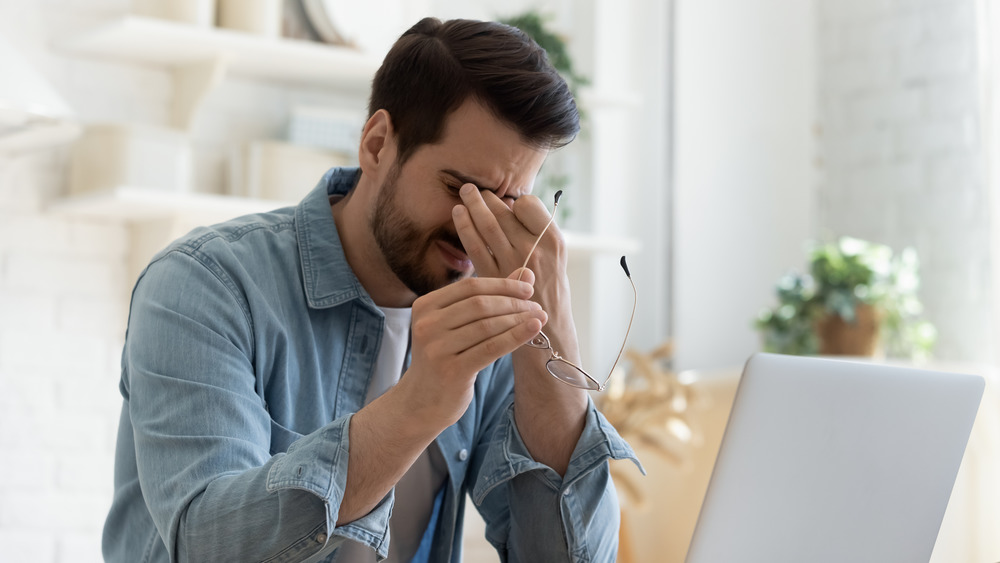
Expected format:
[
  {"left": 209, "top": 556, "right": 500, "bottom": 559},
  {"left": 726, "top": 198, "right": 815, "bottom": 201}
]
[{"left": 685, "top": 353, "right": 984, "bottom": 563}]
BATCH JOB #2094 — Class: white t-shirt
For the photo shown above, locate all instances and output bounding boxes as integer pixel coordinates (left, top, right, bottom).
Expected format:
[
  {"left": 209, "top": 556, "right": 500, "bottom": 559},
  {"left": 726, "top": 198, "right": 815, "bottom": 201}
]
[{"left": 336, "top": 306, "right": 449, "bottom": 562}]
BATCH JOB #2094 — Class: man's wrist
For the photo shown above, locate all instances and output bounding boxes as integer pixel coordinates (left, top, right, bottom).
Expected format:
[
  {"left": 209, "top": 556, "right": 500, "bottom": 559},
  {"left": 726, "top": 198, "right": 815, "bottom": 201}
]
[{"left": 382, "top": 375, "right": 458, "bottom": 440}]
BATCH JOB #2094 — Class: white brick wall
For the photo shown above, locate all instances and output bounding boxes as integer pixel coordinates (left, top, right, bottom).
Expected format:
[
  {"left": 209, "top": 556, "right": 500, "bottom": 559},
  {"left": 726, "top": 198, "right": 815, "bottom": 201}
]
[
  {"left": 0, "top": 150, "right": 127, "bottom": 563},
  {"left": 817, "top": 0, "right": 993, "bottom": 362},
  {"left": 1, "top": 2, "right": 240, "bottom": 560}
]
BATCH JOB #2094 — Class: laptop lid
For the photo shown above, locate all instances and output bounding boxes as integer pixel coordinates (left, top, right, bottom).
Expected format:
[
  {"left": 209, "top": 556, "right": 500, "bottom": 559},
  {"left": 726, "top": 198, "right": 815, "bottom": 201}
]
[{"left": 684, "top": 353, "right": 984, "bottom": 563}]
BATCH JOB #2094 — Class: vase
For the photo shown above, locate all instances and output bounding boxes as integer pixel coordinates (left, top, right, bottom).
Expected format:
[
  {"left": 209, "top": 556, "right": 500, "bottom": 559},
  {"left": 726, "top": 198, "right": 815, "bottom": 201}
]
[
  {"left": 217, "top": 0, "right": 283, "bottom": 38},
  {"left": 814, "top": 304, "right": 881, "bottom": 356},
  {"left": 132, "top": 0, "right": 216, "bottom": 27}
]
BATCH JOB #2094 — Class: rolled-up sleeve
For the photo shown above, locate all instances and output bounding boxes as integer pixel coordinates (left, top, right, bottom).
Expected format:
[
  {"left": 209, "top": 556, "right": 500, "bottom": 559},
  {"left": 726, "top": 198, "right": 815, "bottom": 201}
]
[
  {"left": 125, "top": 251, "right": 390, "bottom": 562},
  {"left": 470, "top": 399, "right": 643, "bottom": 562}
]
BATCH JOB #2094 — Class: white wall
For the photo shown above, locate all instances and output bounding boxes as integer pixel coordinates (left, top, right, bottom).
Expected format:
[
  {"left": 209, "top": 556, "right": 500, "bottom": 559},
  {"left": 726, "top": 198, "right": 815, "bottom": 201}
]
[
  {"left": 1, "top": 3, "right": 131, "bottom": 561},
  {"left": 816, "top": 0, "right": 993, "bottom": 364},
  {"left": 672, "top": 0, "right": 993, "bottom": 370},
  {"left": 673, "top": 0, "right": 817, "bottom": 371},
  {"left": 0, "top": 151, "right": 128, "bottom": 562}
]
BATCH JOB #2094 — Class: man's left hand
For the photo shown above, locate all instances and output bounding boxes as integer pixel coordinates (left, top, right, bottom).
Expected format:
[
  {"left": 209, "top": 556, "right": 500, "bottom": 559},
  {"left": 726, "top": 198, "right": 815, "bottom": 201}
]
[{"left": 451, "top": 183, "right": 567, "bottom": 314}]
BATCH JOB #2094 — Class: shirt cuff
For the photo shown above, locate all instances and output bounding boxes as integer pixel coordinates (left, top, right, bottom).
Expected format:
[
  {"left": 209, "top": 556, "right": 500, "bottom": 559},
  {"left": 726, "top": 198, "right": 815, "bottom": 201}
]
[
  {"left": 472, "top": 398, "right": 644, "bottom": 504},
  {"left": 265, "top": 413, "right": 392, "bottom": 559}
]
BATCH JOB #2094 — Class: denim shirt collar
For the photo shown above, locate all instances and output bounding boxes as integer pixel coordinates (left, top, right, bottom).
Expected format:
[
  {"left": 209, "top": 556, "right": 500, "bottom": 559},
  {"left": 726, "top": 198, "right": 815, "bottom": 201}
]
[{"left": 295, "top": 167, "right": 373, "bottom": 310}]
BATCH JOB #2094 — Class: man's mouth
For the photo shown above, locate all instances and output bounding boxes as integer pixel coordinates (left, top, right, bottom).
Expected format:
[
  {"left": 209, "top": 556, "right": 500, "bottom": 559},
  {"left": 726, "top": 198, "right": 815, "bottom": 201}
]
[
  {"left": 437, "top": 236, "right": 472, "bottom": 271},
  {"left": 443, "top": 233, "right": 467, "bottom": 255}
]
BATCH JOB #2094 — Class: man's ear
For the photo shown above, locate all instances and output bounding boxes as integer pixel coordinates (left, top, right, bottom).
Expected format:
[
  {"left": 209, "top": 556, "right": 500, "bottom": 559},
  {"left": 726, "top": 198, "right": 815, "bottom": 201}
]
[{"left": 359, "top": 109, "right": 396, "bottom": 178}]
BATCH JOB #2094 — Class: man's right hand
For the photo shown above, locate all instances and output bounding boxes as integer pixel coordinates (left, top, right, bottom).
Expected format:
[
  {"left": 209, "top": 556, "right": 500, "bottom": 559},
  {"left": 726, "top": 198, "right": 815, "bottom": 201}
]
[
  {"left": 338, "top": 270, "right": 545, "bottom": 526},
  {"left": 404, "top": 270, "right": 547, "bottom": 429}
]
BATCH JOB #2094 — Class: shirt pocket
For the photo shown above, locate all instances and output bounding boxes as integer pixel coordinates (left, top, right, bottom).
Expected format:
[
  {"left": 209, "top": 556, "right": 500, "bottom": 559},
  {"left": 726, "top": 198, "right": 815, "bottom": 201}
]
[{"left": 269, "top": 418, "right": 304, "bottom": 455}]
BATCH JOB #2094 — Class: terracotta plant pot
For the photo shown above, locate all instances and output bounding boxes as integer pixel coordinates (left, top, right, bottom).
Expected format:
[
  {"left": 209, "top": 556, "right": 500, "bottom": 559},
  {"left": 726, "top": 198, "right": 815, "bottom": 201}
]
[{"left": 814, "top": 304, "right": 881, "bottom": 356}]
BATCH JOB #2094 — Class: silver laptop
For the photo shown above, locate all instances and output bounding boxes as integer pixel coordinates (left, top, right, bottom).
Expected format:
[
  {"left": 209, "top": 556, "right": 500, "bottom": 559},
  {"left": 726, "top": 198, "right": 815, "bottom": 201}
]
[{"left": 685, "top": 353, "right": 984, "bottom": 563}]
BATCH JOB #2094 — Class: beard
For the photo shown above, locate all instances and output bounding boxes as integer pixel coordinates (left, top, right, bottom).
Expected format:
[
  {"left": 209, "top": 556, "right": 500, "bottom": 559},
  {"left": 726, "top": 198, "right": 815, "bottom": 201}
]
[{"left": 369, "top": 163, "right": 469, "bottom": 296}]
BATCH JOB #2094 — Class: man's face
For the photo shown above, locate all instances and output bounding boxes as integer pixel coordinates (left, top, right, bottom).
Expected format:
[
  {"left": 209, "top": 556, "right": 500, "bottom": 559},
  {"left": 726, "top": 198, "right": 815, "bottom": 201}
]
[{"left": 368, "top": 99, "right": 548, "bottom": 296}]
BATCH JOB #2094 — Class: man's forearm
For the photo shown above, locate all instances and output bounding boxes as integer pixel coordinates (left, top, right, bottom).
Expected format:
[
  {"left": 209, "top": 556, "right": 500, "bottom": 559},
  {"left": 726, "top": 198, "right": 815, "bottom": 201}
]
[
  {"left": 511, "top": 348, "right": 588, "bottom": 476},
  {"left": 338, "top": 379, "right": 441, "bottom": 525}
]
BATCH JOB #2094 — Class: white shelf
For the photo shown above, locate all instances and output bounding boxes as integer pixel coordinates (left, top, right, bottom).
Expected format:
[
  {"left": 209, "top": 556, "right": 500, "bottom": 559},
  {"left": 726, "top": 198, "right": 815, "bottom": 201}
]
[
  {"left": 49, "top": 187, "right": 638, "bottom": 257},
  {"left": 579, "top": 87, "right": 643, "bottom": 110},
  {"left": 56, "top": 16, "right": 381, "bottom": 90},
  {"left": 563, "top": 231, "right": 641, "bottom": 256},
  {"left": 49, "top": 187, "right": 297, "bottom": 223}
]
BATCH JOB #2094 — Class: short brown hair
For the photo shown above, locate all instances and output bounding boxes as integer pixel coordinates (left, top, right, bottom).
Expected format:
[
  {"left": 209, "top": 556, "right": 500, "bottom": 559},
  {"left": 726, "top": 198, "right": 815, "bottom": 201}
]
[{"left": 368, "top": 17, "right": 580, "bottom": 165}]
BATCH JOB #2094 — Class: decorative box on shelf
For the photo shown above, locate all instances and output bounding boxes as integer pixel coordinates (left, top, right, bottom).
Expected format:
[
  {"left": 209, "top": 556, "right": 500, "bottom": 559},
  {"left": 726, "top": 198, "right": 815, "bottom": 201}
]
[{"left": 69, "top": 123, "right": 193, "bottom": 197}]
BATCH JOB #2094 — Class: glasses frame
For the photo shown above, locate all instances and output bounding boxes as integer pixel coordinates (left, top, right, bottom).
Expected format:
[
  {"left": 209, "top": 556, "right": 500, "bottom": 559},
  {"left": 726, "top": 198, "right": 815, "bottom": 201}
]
[{"left": 517, "top": 191, "right": 637, "bottom": 391}]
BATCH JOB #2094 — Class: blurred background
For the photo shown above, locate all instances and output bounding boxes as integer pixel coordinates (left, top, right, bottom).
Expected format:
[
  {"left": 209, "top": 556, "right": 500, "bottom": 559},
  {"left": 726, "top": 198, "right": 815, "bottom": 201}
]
[{"left": 0, "top": 0, "right": 998, "bottom": 561}]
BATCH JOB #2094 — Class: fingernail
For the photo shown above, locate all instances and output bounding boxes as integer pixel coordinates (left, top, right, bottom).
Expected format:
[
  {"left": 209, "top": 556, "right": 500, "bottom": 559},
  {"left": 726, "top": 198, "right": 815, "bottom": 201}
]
[{"left": 460, "top": 183, "right": 475, "bottom": 196}]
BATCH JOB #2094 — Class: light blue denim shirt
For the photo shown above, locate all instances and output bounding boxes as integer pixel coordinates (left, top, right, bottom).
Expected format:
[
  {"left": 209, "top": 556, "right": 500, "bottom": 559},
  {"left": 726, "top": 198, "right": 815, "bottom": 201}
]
[{"left": 103, "top": 167, "right": 641, "bottom": 563}]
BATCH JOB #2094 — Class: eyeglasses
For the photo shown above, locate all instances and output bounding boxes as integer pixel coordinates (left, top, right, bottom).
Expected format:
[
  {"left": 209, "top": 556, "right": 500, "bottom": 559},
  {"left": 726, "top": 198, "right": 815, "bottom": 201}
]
[{"left": 517, "top": 191, "right": 636, "bottom": 391}]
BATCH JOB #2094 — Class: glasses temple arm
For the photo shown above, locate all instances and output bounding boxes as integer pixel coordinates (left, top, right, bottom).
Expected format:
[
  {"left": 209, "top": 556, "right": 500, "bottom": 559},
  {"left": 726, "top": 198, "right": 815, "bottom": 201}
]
[
  {"left": 516, "top": 194, "right": 560, "bottom": 282},
  {"left": 606, "top": 271, "right": 638, "bottom": 378}
]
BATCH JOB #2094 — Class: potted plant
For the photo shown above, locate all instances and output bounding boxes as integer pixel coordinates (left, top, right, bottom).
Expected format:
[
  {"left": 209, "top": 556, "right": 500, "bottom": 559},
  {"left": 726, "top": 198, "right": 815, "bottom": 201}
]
[
  {"left": 499, "top": 11, "right": 589, "bottom": 100},
  {"left": 754, "top": 237, "right": 937, "bottom": 361}
]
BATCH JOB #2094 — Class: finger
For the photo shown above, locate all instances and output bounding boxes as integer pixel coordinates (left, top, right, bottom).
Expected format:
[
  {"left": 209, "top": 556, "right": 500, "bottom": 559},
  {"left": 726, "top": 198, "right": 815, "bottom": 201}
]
[
  {"left": 511, "top": 194, "right": 556, "bottom": 236},
  {"left": 453, "top": 204, "right": 496, "bottom": 274},
  {"left": 481, "top": 190, "right": 539, "bottom": 258},
  {"left": 438, "top": 309, "right": 548, "bottom": 356},
  {"left": 458, "top": 184, "right": 516, "bottom": 261},
  {"left": 455, "top": 314, "right": 546, "bottom": 372},
  {"left": 415, "top": 276, "right": 533, "bottom": 310},
  {"left": 479, "top": 189, "right": 523, "bottom": 234},
  {"left": 509, "top": 267, "right": 535, "bottom": 285},
  {"left": 433, "top": 292, "right": 541, "bottom": 332}
]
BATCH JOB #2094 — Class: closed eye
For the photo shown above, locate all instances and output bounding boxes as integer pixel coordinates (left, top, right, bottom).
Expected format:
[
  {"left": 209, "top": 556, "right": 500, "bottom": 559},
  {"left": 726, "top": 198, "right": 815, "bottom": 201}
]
[{"left": 444, "top": 182, "right": 517, "bottom": 205}]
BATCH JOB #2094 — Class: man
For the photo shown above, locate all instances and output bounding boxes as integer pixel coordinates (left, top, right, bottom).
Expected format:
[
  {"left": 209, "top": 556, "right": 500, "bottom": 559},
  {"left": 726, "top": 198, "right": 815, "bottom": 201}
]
[{"left": 104, "top": 17, "right": 638, "bottom": 563}]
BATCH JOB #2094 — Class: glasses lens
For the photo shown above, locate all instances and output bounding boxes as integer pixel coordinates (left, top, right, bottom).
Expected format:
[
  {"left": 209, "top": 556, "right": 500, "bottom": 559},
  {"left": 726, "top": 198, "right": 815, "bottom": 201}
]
[{"left": 547, "top": 360, "right": 600, "bottom": 391}]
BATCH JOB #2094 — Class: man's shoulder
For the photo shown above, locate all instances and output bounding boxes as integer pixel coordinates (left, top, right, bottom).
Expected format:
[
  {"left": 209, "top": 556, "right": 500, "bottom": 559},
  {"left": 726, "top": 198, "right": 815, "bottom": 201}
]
[
  {"left": 173, "top": 206, "right": 298, "bottom": 255},
  {"left": 142, "top": 206, "right": 301, "bottom": 286}
]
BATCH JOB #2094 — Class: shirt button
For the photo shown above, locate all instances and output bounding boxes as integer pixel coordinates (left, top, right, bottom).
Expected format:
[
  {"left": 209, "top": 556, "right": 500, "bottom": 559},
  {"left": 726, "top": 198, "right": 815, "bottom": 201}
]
[
  {"left": 457, "top": 448, "right": 469, "bottom": 461},
  {"left": 316, "top": 532, "right": 327, "bottom": 544},
  {"left": 563, "top": 486, "right": 573, "bottom": 497}
]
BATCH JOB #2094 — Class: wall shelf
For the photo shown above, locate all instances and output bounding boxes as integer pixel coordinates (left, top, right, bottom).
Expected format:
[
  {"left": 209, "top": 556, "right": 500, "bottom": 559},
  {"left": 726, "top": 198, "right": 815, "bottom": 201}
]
[
  {"left": 56, "top": 16, "right": 381, "bottom": 89},
  {"left": 55, "top": 17, "right": 380, "bottom": 127},
  {"left": 563, "top": 231, "right": 641, "bottom": 257},
  {"left": 579, "top": 88, "right": 643, "bottom": 110},
  {"left": 49, "top": 186, "right": 296, "bottom": 223}
]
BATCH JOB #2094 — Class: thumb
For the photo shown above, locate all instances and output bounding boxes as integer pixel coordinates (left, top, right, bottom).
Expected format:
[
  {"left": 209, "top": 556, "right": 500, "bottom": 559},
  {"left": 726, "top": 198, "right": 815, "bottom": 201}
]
[{"left": 509, "top": 267, "right": 535, "bottom": 285}]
